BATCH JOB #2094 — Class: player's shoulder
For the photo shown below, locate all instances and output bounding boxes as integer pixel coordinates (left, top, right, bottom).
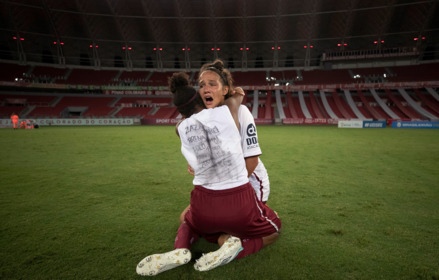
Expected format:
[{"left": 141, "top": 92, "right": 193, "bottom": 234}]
[
  {"left": 238, "top": 104, "right": 251, "bottom": 114},
  {"left": 238, "top": 104, "right": 254, "bottom": 124}
]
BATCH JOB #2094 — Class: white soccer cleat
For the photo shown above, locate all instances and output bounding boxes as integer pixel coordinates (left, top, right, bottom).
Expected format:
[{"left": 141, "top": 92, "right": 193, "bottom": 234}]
[
  {"left": 194, "top": 236, "right": 243, "bottom": 272},
  {"left": 136, "top": 248, "right": 191, "bottom": 276}
]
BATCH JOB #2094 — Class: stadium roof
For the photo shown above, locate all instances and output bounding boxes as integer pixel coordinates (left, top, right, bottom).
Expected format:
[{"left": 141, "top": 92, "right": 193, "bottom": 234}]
[{"left": 0, "top": 0, "right": 438, "bottom": 70}]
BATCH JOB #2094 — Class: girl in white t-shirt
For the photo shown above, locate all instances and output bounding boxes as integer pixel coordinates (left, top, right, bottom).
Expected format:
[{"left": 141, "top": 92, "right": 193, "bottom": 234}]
[
  {"left": 179, "top": 60, "right": 271, "bottom": 223},
  {"left": 136, "top": 72, "right": 281, "bottom": 276}
]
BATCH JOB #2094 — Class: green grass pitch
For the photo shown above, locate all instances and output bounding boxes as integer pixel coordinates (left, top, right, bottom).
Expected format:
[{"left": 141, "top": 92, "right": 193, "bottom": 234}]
[{"left": 0, "top": 125, "right": 438, "bottom": 280}]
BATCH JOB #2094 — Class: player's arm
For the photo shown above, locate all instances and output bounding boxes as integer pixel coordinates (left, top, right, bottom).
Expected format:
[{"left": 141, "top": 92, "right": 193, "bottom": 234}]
[
  {"left": 224, "top": 87, "right": 244, "bottom": 130},
  {"left": 245, "top": 156, "right": 258, "bottom": 178},
  {"left": 175, "top": 119, "right": 184, "bottom": 138}
]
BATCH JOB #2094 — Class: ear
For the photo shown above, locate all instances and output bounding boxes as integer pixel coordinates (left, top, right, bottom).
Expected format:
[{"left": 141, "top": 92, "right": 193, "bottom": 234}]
[{"left": 223, "top": 86, "right": 229, "bottom": 96}]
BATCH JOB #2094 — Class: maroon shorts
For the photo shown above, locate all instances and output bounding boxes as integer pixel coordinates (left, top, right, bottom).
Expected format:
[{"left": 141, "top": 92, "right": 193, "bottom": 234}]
[{"left": 184, "top": 182, "right": 281, "bottom": 244}]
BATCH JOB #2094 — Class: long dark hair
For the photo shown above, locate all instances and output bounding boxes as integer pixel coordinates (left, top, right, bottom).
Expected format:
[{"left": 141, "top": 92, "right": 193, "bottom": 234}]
[{"left": 168, "top": 72, "right": 204, "bottom": 117}]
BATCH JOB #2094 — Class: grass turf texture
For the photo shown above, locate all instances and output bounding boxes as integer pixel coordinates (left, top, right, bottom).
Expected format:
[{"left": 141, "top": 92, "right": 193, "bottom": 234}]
[{"left": 0, "top": 125, "right": 438, "bottom": 280}]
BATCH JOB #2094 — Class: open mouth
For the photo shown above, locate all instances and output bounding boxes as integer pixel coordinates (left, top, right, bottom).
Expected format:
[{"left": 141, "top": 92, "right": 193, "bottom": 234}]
[{"left": 205, "top": 96, "right": 213, "bottom": 105}]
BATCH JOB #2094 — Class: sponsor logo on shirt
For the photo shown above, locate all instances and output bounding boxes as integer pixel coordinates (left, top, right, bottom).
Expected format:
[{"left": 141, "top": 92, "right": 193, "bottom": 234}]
[
  {"left": 246, "top": 124, "right": 259, "bottom": 148},
  {"left": 246, "top": 124, "right": 256, "bottom": 136}
]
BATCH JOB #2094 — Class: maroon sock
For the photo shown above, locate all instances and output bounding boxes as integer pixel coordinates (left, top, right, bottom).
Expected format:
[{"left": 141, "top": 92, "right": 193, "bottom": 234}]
[
  {"left": 174, "top": 222, "right": 199, "bottom": 250},
  {"left": 233, "top": 238, "right": 263, "bottom": 260}
]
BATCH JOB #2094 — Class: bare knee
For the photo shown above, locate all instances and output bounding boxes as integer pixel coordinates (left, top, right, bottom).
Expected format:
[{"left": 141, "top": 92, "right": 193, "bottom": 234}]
[
  {"left": 179, "top": 205, "right": 190, "bottom": 224},
  {"left": 262, "top": 232, "right": 280, "bottom": 248}
]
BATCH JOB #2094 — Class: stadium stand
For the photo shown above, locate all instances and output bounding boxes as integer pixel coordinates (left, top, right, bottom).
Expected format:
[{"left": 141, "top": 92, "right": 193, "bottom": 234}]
[
  {"left": 29, "top": 96, "right": 114, "bottom": 118},
  {"left": 143, "top": 72, "right": 174, "bottom": 86},
  {"left": 60, "top": 69, "right": 118, "bottom": 85},
  {"left": 304, "top": 96, "right": 317, "bottom": 118},
  {"left": 233, "top": 71, "right": 267, "bottom": 86},
  {"left": 0, "top": 105, "right": 26, "bottom": 118},
  {"left": 0, "top": 63, "right": 29, "bottom": 82},
  {"left": 285, "top": 93, "right": 299, "bottom": 118},
  {"left": 116, "top": 107, "right": 153, "bottom": 117},
  {"left": 116, "top": 97, "right": 171, "bottom": 106},
  {"left": 257, "top": 106, "right": 265, "bottom": 119},
  {"left": 373, "top": 105, "right": 392, "bottom": 119},
  {"left": 331, "top": 90, "right": 353, "bottom": 118},
  {"left": 32, "top": 66, "right": 66, "bottom": 80},
  {"left": 271, "top": 71, "right": 284, "bottom": 82},
  {"left": 387, "top": 64, "right": 439, "bottom": 82},
  {"left": 282, "top": 97, "right": 293, "bottom": 119},
  {"left": 338, "top": 92, "right": 357, "bottom": 118},
  {"left": 0, "top": 94, "right": 56, "bottom": 106},
  {"left": 384, "top": 89, "right": 422, "bottom": 119},
  {"left": 325, "top": 96, "right": 344, "bottom": 118},
  {"left": 152, "top": 107, "right": 176, "bottom": 119},
  {"left": 352, "top": 67, "right": 387, "bottom": 78},
  {"left": 308, "top": 92, "right": 325, "bottom": 118},
  {"left": 119, "top": 71, "right": 150, "bottom": 81},
  {"left": 284, "top": 70, "right": 300, "bottom": 81},
  {"left": 264, "top": 91, "right": 272, "bottom": 119},
  {"left": 414, "top": 89, "right": 439, "bottom": 115},
  {"left": 295, "top": 69, "right": 354, "bottom": 85},
  {"left": 2, "top": 63, "right": 439, "bottom": 121},
  {"left": 352, "top": 91, "right": 375, "bottom": 119},
  {"left": 291, "top": 95, "right": 306, "bottom": 118}
]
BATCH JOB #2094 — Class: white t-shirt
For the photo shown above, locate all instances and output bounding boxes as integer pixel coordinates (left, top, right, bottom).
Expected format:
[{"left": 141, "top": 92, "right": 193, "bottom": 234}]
[
  {"left": 238, "top": 105, "right": 270, "bottom": 202},
  {"left": 178, "top": 106, "right": 249, "bottom": 190}
]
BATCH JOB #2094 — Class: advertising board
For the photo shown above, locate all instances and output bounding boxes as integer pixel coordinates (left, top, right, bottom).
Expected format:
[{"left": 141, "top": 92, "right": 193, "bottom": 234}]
[
  {"left": 338, "top": 120, "right": 363, "bottom": 128},
  {"left": 391, "top": 121, "right": 439, "bottom": 129}
]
